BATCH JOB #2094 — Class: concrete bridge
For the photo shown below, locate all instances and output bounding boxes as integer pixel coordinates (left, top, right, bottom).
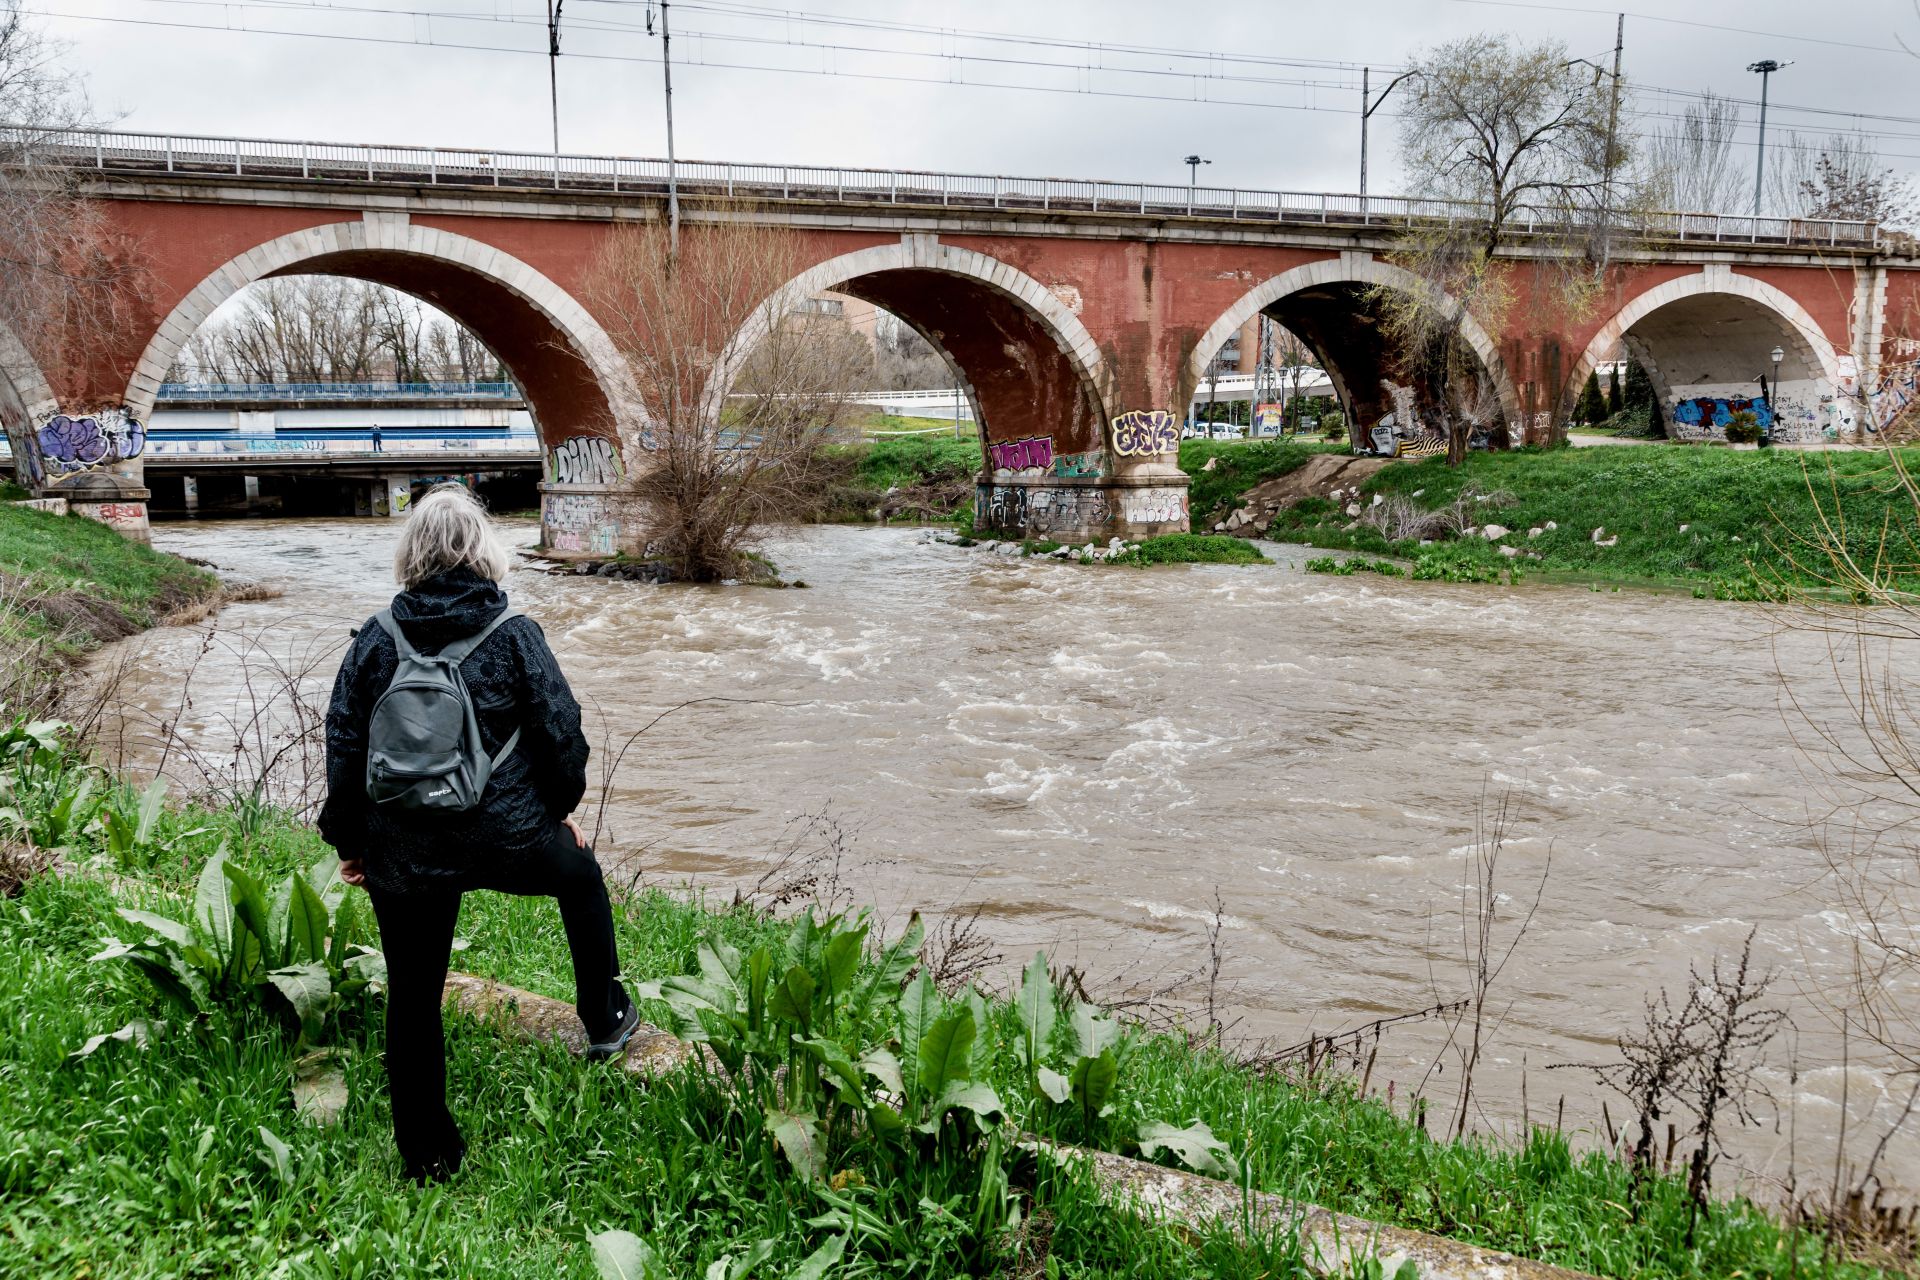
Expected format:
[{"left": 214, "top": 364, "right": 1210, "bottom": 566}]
[{"left": 2, "top": 127, "right": 1915, "bottom": 549}]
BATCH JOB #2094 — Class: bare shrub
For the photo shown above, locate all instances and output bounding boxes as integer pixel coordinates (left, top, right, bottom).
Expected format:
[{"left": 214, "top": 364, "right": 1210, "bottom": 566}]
[
  {"left": 1571, "top": 931, "right": 1785, "bottom": 1240},
  {"left": 1359, "top": 495, "right": 1455, "bottom": 543},
  {"left": 582, "top": 209, "right": 874, "bottom": 581},
  {"left": 736, "top": 810, "right": 866, "bottom": 917},
  {"left": 920, "top": 903, "right": 1003, "bottom": 995},
  {"left": 97, "top": 621, "right": 341, "bottom": 838}
]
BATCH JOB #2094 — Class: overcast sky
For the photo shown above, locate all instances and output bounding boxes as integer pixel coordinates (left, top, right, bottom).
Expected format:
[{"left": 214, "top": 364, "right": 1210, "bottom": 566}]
[{"left": 30, "top": 0, "right": 1919, "bottom": 198}]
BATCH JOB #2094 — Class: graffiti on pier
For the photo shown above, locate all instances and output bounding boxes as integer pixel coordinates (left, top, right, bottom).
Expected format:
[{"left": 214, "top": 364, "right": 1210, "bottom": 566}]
[
  {"left": 987, "top": 436, "right": 1055, "bottom": 474},
  {"left": 548, "top": 434, "right": 623, "bottom": 486},
  {"left": 1051, "top": 450, "right": 1105, "bottom": 479},
  {"left": 982, "top": 484, "right": 1113, "bottom": 536},
  {"left": 1119, "top": 488, "right": 1188, "bottom": 526},
  {"left": 35, "top": 408, "right": 146, "bottom": 479},
  {"left": 1669, "top": 396, "right": 1773, "bottom": 441},
  {"left": 545, "top": 492, "right": 620, "bottom": 556},
  {"left": 1872, "top": 360, "right": 1920, "bottom": 429},
  {"left": 1109, "top": 410, "right": 1180, "bottom": 458}
]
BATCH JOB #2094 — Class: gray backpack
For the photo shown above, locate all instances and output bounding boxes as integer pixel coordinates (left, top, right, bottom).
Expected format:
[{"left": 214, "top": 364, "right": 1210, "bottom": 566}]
[{"left": 364, "top": 607, "right": 522, "bottom": 812}]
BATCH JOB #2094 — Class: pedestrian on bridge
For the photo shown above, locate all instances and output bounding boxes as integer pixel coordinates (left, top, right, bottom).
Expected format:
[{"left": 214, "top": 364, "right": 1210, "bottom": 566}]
[
  {"left": 370, "top": 422, "right": 384, "bottom": 453},
  {"left": 318, "top": 483, "right": 639, "bottom": 1184}
]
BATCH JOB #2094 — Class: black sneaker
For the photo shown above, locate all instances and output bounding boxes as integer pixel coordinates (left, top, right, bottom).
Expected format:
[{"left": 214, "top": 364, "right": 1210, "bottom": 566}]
[{"left": 586, "top": 1002, "right": 640, "bottom": 1062}]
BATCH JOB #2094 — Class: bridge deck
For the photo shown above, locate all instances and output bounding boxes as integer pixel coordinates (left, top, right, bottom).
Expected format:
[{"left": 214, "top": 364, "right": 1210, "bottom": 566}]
[{"left": 20, "top": 126, "right": 1881, "bottom": 252}]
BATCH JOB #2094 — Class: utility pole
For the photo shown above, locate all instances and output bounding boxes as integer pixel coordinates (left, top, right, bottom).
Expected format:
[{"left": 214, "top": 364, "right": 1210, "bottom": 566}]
[
  {"left": 649, "top": 2, "right": 681, "bottom": 257},
  {"left": 1601, "top": 14, "right": 1624, "bottom": 266},
  {"left": 1359, "top": 67, "right": 1420, "bottom": 209},
  {"left": 1747, "top": 59, "right": 1793, "bottom": 217},
  {"left": 1571, "top": 16, "right": 1626, "bottom": 272},
  {"left": 545, "top": 0, "right": 564, "bottom": 172}
]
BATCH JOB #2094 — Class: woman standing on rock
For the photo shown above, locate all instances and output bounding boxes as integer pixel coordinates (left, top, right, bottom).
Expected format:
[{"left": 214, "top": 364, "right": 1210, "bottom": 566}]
[{"left": 318, "top": 483, "right": 639, "bottom": 1184}]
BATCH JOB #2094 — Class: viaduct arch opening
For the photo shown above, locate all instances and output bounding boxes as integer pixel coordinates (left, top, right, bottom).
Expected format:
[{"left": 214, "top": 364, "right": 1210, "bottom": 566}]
[
  {"left": 1187, "top": 257, "right": 1524, "bottom": 449},
  {"left": 125, "top": 218, "right": 645, "bottom": 525},
  {"left": 718, "top": 239, "right": 1175, "bottom": 543},
  {"left": 1571, "top": 270, "right": 1846, "bottom": 444},
  {"left": 130, "top": 219, "right": 640, "bottom": 446}
]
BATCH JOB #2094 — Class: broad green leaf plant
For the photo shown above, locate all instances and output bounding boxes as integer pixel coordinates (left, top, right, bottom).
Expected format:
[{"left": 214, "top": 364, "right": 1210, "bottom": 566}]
[{"left": 87, "top": 845, "right": 384, "bottom": 1052}]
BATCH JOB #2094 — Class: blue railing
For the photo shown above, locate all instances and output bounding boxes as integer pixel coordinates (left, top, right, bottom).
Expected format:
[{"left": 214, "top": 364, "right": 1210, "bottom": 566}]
[{"left": 157, "top": 381, "right": 521, "bottom": 401}]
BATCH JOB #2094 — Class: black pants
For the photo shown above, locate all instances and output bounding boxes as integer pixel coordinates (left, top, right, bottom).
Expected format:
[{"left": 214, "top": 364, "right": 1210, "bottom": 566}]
[{"left": 367, "top": 822, "right": 629, "bottom": 1180}]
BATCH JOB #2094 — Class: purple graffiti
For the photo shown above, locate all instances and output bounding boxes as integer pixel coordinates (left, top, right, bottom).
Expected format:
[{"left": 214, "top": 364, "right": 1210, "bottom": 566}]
[
  {"left": 988, "top": 436, "right": 1055, "bottom": 472},
  {"left": 35, "top": 410, "right": 146, "bottom": 477}
]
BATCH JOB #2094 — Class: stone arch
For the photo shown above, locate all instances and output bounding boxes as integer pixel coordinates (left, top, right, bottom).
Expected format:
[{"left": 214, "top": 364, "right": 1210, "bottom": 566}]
[
  {"left": 0, "top": 322, "right": 54, "bottom": 433},
  {"left": 1569, "top": 266, "right": 1843, "bottom": 441},
  {"left": 1183, "top": 252, "right": 1525, "bottom": 431},
  {"left": 711, "top": 237, "right": 1118, "bottom": 470},
  {"left": 125, "top": 215, "right": 646, "bottom": 449}
]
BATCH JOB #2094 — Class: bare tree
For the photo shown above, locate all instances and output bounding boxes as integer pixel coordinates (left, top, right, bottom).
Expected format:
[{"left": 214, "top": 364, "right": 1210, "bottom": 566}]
[
  {"left": 1381, "top": 34, "right": 1624, "bottom": 462},
  {"left": 871, "top": 313, "right": 950, "bottom": 392},
  {"left": 582, "top": 208, "right": 871, "bottom": 581},
  {"left": 0, "top": 2, "right": 149, "bottom": 476},
  {"left": 1641, "top": 91, "right": 1750, "bottom": 215},
  {"left": 1793, "top": 133, "right": 1917, "bottom": 229},
  {"left": 165, "top": 276, "right": 506, "bottom": 384}
]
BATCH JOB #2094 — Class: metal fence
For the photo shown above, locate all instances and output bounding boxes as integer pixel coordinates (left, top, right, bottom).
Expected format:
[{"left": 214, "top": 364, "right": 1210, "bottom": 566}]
[
  {"left": 9, "top": 125, "right": 1881, "bottom": 250},
  {"left": 157, "top": 380, "right": 521, "bottom": 400}
]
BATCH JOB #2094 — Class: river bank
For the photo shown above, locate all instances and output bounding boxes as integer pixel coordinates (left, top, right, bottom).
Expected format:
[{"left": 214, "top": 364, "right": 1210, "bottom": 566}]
[
  {"left": 2, "top": 718, "right": 1896, "bottom": 1277},
  {"left": 1186, "top": 443, "right": 1920, "bottom": 600},
  {"left": 0, "top": 499, "right": 220, "bottom": 655}
]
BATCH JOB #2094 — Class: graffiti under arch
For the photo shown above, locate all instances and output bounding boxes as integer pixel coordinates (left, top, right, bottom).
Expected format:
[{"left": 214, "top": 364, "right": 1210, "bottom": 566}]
[{"left": 22, "top": 408, "right": 148, "bottom": 485}]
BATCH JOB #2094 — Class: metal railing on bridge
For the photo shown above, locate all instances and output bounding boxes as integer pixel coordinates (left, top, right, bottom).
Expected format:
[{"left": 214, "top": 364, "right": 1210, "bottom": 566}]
[
  {"left": 8, "top": 125, "right": 1882, "bottom": 251},
  {"left": 157, "top": 380, "right": 521, "bottom": 401},
  {"left": 140, "top": 432, "right": 542, "bottom": 459}
]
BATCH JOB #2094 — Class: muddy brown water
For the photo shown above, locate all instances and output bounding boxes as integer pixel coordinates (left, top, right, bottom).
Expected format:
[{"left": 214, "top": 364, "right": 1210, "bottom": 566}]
[{"left": 98, "top": 517, "right": 1919, "bottom": 1194}]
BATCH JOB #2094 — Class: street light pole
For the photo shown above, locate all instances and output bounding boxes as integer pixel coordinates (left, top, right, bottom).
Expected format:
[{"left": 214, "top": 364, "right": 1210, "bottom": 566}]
[
  {"left": 1747, "top": 59, "right": 1793, "bottom": 217},
  {"left": 1359, "top": 67, "right": 1421, "bottom": 209},
  {"left": 1184, "top": 153, "right": 1209, "bottom": 199}
]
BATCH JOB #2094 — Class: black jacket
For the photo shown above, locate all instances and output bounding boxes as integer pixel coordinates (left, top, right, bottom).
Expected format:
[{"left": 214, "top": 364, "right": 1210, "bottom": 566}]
[{"left": 318, "top": 569, "right": 589, "bottom": 893}]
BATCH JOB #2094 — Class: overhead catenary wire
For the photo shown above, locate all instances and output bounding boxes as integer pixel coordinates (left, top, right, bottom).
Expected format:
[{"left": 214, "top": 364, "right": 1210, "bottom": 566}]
[{"left": 16, "top": 0, "right": 1920, "bottom": 164}]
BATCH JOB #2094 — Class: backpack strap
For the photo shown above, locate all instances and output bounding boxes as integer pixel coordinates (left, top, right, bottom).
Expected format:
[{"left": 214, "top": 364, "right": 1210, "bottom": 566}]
[
  {"left": 370, "top": 610, "right": 415, "bottom": 659},
  {"left": 436, "top": 606, "right": 522, "bottom": 665}
]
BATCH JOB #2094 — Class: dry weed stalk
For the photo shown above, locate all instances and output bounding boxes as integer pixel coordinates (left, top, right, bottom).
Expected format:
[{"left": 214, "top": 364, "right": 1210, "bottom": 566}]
[{"left": 1419, "top": 785, "right": 1552, "bottom": 1141}]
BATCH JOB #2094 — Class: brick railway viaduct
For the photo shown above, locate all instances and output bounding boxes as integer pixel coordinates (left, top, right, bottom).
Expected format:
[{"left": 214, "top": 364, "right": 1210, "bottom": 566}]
[{"left": 3, "top": 130, "right": 1916, "bottom": 549}]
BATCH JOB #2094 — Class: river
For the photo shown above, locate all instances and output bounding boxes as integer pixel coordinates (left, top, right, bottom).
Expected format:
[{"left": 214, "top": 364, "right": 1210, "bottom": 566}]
[{"left": 99, "top": 517, "right": 1919, "bottom": 1193}]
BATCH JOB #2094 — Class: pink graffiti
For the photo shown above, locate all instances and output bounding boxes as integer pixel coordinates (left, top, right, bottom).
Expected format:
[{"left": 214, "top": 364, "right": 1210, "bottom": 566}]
[{"left": 987, "top": 436, "right": 1054, "bottom": 473}]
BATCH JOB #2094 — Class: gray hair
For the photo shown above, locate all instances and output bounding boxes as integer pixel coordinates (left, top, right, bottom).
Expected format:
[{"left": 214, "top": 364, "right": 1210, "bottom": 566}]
[{"left": 392, "top": 483, "right": 511, "bottom": 589}]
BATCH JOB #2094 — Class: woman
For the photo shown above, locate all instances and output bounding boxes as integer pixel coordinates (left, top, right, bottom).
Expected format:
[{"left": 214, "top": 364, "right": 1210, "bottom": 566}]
[{"left": 319, "top": 483, "right": 639, "bottom": 1184}]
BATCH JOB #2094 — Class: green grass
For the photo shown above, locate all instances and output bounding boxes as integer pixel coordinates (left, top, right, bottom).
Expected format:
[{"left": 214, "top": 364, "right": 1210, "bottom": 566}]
[
  {"left": 1253, "top": 446, "right": 1920, "bottom": 600},
  {"left": 0, "top": 501, "right": 217, "bottom": 649},
  {"left": 1178, "top": 437, "right": 1343, "bottom": 515},
  {"left": 3, "top": 746, "right": 1896, "bottom": 1279},
  {"left": 1108, "top": 534, "right": 1267, "bottom": 566},
  {"left": 814, "top": 436, "right": 981, "bottom": 523}
]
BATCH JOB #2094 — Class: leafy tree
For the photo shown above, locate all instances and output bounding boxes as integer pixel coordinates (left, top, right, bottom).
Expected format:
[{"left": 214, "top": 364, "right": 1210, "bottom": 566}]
[
  {"left": 1379, "top": 34, "right": 1627, "bottom": 463},
  {"left": 1575, "top": 370, "right": 1608, "bottom": 424},
  {"left": 1607, "top": 365, "right": 1623, "bottom": 417}
]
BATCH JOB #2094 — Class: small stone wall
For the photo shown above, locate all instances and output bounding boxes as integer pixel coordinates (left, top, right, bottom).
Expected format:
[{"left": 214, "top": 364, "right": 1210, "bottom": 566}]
[
  {"left": 539, "top": 483, "right": 630, "bottom": 558},
  {"left": 974, "top": 474, "right": 1192, "bottom": 542}
]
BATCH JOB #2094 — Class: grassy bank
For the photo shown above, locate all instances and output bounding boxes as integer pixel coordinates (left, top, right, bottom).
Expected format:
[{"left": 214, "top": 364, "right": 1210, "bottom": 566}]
[
  {"left": 1202, "top": 443, "right": 1920, "bottom": 599},
  {"left": 815, "top": 436, "right": 980, "bottom": 523},
  {"left": 1179, "top": 437, "right": 1345, "bottom": 515},
  {"left": 0, "top": 500, "right": 217, "bottom": 653},
  {"left": 2, "top": 720, "right": 1895, "bottom": 1278}
]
